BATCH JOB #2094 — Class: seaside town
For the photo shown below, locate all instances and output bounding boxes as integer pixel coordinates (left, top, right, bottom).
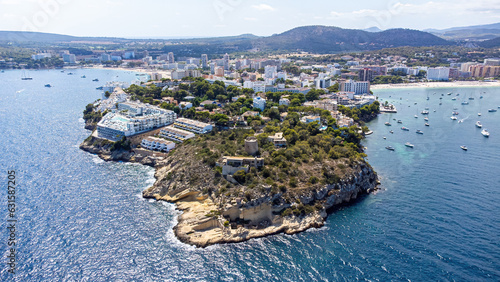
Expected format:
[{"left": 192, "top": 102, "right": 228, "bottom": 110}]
[{"left": 74, "top": 48, "right": 500, "bottom": 153}]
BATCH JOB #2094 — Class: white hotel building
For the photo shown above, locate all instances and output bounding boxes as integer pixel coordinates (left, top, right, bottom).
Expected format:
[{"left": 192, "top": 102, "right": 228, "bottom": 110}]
[
  {"left": 340, "top": 79, "right": 370, "bottom": 95},
  {"left": 141, "top": 137, "right": 175, "bottom": 152},
  {"left": 97, "top": 101, "right": 176, "bottom": 141},
  {"left": 159, "top": 126, "right": 195, "bottom": 142},
  {"left": 173, "top": 118, "right": 212, "bottom": 134}
]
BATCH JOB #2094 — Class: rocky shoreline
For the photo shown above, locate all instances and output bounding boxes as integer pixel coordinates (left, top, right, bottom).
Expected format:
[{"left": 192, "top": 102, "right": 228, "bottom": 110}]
[{"left": 80, "top": 134, "right": 379, "bottom": 247}]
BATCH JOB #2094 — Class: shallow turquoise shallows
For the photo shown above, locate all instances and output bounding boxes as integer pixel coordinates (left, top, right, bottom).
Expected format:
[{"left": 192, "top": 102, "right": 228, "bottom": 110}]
[{"left": 1, "top": 69, "right": 499, "bottom": 281}]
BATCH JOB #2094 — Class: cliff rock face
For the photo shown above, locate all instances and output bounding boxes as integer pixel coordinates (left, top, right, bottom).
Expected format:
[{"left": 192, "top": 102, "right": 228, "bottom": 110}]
[
  {"left": 143, "top": 157, "right": 379, "bottom": 247},
  {"left": 79, "top": 135, "right": 163, "bottom": 167},
  {"left": 81, "top": 134, "right": 379, "bottom": 248}
]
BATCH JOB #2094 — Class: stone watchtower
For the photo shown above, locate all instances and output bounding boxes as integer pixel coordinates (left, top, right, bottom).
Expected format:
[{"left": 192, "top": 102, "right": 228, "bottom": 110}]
[{"left": 244, "top": 137, "right": 259, "bottom": 156}]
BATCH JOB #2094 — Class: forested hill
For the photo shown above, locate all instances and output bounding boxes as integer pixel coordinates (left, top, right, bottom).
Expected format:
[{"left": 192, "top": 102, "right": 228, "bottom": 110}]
[{"left": 245, "top": 26, "right": 452, "bottom": 53}]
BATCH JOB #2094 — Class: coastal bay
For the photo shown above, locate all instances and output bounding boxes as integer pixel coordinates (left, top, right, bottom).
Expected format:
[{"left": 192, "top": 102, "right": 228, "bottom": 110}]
[{"left": 2, "top": 69, "right": 500, "bottom": 281}]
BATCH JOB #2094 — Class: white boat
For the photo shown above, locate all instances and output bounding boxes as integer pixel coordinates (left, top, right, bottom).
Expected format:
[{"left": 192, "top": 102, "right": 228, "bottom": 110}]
[
  {"left": 401, "top": 127, "right": 410, "bottom": 131},
  {"left": 424, "top": 117, "right": 429, "bottom": 121},
  {"left": 425, "top": 123, "right": 430, "bottom": 126},
  {"left": 452, "top": 97, "right": 457, "bottom": 100},
  {"left": 397, "top": 120, "right": 402, "bottom": 124},
  {"left": 478, "top": 113, "right": 481, "bottom": 116},
  {"left": 414, "top": 115, "right": 418, "bottom": 118},
  {"left": 405, "top": 142, "right": 414, "bottom": 148},
  {"left": 481, "top": 129, "right": 490, "bottom": 137},
  {"left": 386, "top": 146, "right": 395, "bottom": 151},
  {"left": 421, "top": 110, "right": 429, "bottom": 115},
  {"left": 476, "top": 121, "right": 482, "bottom": 128},
  {"left": 416, "top": 130, "right": 424, "bottom": 134},
  {"left": 451, "top": 116, "right": 458, "bottom": 120},
  {"left": 461, "top": 101, "right": 469, "bottom": 105},
  {"left": 461, "top": 146, "right": 467, "bottom": 151},
  {"left": 385, "top": 122, "right": 392, "bottom": 126}
]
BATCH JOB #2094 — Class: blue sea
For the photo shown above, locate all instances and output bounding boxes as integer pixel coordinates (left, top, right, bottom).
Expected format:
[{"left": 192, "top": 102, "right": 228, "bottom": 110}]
[{"left": 1, "top": 69, "right": 499, "bottom": 281}]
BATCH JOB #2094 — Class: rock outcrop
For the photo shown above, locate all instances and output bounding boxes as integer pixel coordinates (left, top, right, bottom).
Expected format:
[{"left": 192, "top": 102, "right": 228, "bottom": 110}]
[{"left": 81, "top": 134, "right": 379, "bottom": 248}]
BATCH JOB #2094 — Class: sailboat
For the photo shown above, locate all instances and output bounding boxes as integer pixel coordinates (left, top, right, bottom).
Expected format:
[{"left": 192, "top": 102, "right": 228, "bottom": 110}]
[{"left": 21, "top": 70, "right": 33, "bottom": 80}]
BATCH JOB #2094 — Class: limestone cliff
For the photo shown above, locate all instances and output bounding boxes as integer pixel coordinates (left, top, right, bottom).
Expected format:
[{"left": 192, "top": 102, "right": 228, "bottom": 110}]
[
  {"left": 81, "top": 133, "right": 379, "bottom": 248},
  {"left": 142, "top": 147, "right": 379, "bottom": 247}
]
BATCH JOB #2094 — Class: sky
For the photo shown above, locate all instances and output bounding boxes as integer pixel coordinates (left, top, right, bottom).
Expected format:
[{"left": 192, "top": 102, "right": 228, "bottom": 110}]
[{"left": 1, "top": 0, "right": 500, "bottom": 38}]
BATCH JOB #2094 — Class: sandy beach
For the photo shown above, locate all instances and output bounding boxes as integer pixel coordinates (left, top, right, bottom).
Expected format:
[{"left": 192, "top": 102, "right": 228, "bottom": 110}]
[{"left": 371, "top": 80, "right": 500, "bottom": 90}]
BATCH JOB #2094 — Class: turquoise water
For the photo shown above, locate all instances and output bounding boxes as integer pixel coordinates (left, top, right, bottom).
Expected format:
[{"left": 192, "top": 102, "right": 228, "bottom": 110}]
[{"left": 1, "top": 70, "right": 499, "bottom": 281}]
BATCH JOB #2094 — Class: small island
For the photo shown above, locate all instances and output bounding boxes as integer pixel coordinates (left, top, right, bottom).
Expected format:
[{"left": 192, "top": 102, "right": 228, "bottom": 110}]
[{"left": 80, "top": 78, "right": 380, "bottom": 247}]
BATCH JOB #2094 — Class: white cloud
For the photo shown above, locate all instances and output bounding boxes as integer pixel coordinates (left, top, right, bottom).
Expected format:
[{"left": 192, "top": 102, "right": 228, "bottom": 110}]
[{"left": 252, "top": 4, "right": 274, "bottom": 11}]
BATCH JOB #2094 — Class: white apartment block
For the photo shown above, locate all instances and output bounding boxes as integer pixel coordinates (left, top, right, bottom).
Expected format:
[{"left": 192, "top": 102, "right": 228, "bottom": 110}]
[
  {"left": 174, "top": 118, "right": 213, "bottom": 134},
  {"left": 97, "top": 102, "right": 176, "bottom": 141},
  {"left": 253, "top": 96, "right": 266, "bottom": 111},
  {"left": 340, "top": 80, "right": 370, "bottom": 95},
  {"left": 141, "top": 137, "right": 175, "bottom": 152},
  {"left": 427, "top": 67, "right": 450, "bottom": 81},
  {"left": 160, "top": 126, "right": 196, "bottom": 142}
]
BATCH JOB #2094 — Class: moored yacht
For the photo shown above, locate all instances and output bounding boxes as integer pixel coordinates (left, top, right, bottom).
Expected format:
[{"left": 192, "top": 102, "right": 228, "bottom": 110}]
[
  {"left": 461, "top": 146, "right": 467, "bottom": 151},
  {"left": 401, "top": 127, "right": 409, "bottom": 131},
  {"left": 385, "top": 146, "right": 395, "bottom": 151},
  {"left": 450, "top": 116, "right": 458, "bottom": 120},
  {"left": 416, "top": 130, "right": 424, "bottom": 134},
  {"left": 481, "top": 129, "right": 490, "bottom": 137},
  {"left": 405, "top": 142, "right": 414, "bottom": 148},
  {"left": 475, "top": 121, "right": 482, "bottom": 128}
]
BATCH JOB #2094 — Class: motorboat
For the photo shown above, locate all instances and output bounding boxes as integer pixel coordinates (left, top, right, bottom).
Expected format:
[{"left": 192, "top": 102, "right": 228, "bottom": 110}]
[
  {"left": 401, "top": 127, "right": 410, "bottom": 131},
  {"left": 452, "top": 97, "right": 457, "bottom": 100},
  {"left": 81, "top": 75, "right": 86, "bottom": 78},
  {"left": 452, "top": 111, "right": 459, "bottom": 115},
  {"left": 481, "top": 129, "right": 490, "bottom": 137},
  {"left": 421, "top": 110, "right": 429, "bottom": 115},
  {"left": 488, "top": 109, "right": 497, "bottom": 112},
  {"left": 476, "top": 121, "right": 482, "bottom": 128},
  {"left": 390, "top": 130, "right": 394, "bottom": 134},
  {"left": 450, "top": 116, "right": 458, "bottom": 120},
  {"left": 424, "top": 117, "right": 429, "bottom": 121},
  {"left": 425, "top": 123, "right": 430, "bottom": 126},
  {"left": 44, "top": 84, "right": 51, "bottom": 87},
  {"left": 385, "top": 122, "right": 392, "bottom": 126},
  {"left": 397, "top": 120, "right": 402, "bottom": 124},
  {"left": 461, "top": 101, "right": 469, "bottom": 105},
  {"left": 461, "top": 146, "right": 467, "bottom": 151},
  {"left": 385, "top": 146, "right": 395, "bottom": 151},
  {"left": 92, "top": 78, "right": 99, "bottom": 82},
  {"left": 416, "top": 130, "right": 424, "bottom": 134},
  {"left": 414, "top": 115, "right": 418, "bottom": 118},
  {"left": 478, "top": 113, "right": 481, "bottom": 116},
  {"left": 405, "top": 142, "right": 414, "bottom": 148}
]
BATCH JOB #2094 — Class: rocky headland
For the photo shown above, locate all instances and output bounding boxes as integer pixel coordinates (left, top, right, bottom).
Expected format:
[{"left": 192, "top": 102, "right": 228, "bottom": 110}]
[{"left": 80, "top": 129, "right": 379, "bottom": 248}]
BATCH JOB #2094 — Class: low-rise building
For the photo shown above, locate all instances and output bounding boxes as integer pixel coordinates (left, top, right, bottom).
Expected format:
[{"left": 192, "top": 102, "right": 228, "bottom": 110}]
[
  {"left": 174, "top": 118, "right": 212, "bottom": 134},
  {"left": 221, "top": 156, "right": 265, "bottom": 176},
  {"left": 300, "top": 115, "right": 321, "bottom": 124},
  {"left": 279, "top": 98, "right": 290, "bottom": 106},
  {"left": 267, "top": 132, "right": 287, "bottom": 147},
  {"left": 179, "top": 101, "right": 193, "bottom": 109},
  {"left": 159, "top": 126, "right": 195, "bottom": 142},
  {"left": 141, "top": 137, "right": 175, "bottom": 152}
]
